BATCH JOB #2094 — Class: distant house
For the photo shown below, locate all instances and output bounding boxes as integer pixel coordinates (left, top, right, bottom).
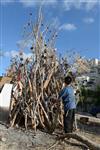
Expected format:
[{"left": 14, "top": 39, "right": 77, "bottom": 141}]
[
  {"left": 76, "top": 75, "right": 89, "bottom": 86},
  {"left": 86, "top": 59, "right": 100, "bottom": 90},
  {"left": 76, "top": 59, "right": 100, "bottom": 90}
]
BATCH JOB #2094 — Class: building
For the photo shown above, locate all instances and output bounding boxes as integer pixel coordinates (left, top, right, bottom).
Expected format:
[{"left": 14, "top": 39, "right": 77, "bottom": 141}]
[
  {"left": 86, "top": 59, "right": 100, "bottom": 90},
  {"left": 76, "top": 59, "right": 100, "bottom": 90}
]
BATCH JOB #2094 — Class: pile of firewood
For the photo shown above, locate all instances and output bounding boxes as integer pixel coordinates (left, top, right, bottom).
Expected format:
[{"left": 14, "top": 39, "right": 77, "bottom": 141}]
[
  {"left": 9, "top": 49, "right": 64, "bottom": 132},
  {"left": 7, "top": 11, "right": 63, "bottom": 132},
  {"left": 7, "top": 10, "right": 89, "bottom": 132}
]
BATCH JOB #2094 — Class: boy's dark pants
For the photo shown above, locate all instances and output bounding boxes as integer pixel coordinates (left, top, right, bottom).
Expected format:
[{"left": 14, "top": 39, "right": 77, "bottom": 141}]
[{"left": 63, "top": 109, "right": 75, "bottom": 133}]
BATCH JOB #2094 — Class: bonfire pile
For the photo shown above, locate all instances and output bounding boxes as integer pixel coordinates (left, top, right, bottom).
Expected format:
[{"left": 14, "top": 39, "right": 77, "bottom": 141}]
[{"left": 7, "top": 10, "right": 89, "bottom": 132}]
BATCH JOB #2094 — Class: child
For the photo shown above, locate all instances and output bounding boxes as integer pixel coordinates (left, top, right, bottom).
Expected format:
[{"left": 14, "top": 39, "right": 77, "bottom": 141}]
[{"left": 59, "top": 76, "right": 76, "bottom": 133}]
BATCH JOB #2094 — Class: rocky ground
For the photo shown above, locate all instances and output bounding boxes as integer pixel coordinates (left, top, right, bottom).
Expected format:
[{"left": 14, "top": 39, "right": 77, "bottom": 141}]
[{"left": 0, "top": 120, "right": 100, "bottom": 150}]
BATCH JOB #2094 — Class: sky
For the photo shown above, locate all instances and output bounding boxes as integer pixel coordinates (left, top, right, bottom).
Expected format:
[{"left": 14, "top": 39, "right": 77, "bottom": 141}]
[{"left": 0, "top": 0, "right": 100, "bottom": 75}]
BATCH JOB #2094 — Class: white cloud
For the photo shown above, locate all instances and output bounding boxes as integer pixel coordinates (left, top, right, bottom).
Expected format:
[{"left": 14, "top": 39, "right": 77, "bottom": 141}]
[
  {"left": 4, "top": 50, "right": 33, "bottom": 60},
  {"left": 1, "top": 0, "right": 99, "bottom": 11},
  {"left": 19, "top": 0, "right": 57, "bottom": 7},
  {"left": 85, "top": 0, "right": 99, "bottom": 11},
  {"left": 63, "top": 0, "right": 100, "bottom": 11},
  {"left": 4, "top": 50, "right": 19, "bottom": 57},
  {"left": 83, "top": 17, "right": 94, "bottom": 24},
  {"left": 0, "top": 0, "right": 14, "bottom": 4},
  {"left": 17, "top": 39, "right": 33, "bottom": 49},
  {"left": 0, "top": 0, "right": 57, "bottom": 6},
  {"left": 42, "top": 0, "right": 57, "bottom": 5},
  {"left": 63, "top": 0, "right": 82, "bottom": 11},
  {"left": 51, "top": 17, "right": 60, "bottom": 28},
  {"left": 19, "top": 0, "right": 37, "bottom": 7},
  {"left": 60, "top": 23, "right": 77, "bottom": 31}
]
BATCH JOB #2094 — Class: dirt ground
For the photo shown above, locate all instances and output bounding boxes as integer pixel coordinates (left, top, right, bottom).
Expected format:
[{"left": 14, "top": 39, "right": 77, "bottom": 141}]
[{"left": 0, "top": 121, "right": 100, "bottom": 150}]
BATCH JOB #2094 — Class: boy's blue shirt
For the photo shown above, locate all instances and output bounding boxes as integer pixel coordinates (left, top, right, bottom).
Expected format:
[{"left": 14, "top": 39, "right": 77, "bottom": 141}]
[{"left": 59, "top": 86, "right": 76, "bottom": 111}]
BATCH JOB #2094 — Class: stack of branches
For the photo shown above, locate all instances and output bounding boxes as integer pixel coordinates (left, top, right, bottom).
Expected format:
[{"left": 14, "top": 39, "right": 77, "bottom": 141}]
[
  {"left": 8, "top": 10, "right": 65, "bottom": 132},
  {"left": 7, "top": 10, "right": 89, "bottom": 133}
]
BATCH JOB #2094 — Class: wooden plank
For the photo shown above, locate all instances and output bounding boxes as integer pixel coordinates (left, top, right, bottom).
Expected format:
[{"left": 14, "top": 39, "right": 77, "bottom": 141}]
[{"left": 76, "top": 114, "right": 100, "bottom": 125}]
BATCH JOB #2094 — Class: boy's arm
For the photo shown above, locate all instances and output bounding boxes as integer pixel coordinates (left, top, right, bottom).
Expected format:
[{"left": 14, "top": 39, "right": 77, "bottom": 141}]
[
  {"left": 58, "top": 88, "right": 65, "bottom": 100},
  {"left": 58, "top": 88, "right": 69, "bottom": 103}
]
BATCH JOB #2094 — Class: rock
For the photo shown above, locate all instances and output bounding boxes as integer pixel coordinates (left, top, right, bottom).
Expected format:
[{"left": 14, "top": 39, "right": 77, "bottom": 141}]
[{"left": 1, "top": 137, "right": 6, "bottom": 142}]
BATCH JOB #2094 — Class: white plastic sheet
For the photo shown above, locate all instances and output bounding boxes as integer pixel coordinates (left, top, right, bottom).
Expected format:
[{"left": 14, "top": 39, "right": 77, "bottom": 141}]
[{"left": 0, "top": 83, "right": 13, "bottom": 108}]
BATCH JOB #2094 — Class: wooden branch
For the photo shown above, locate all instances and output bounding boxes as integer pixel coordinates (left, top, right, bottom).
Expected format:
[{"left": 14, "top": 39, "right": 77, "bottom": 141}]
[
  {"left": 43, "top": 68, "right": 55, "bottom": 89},
  {"left": 39, "top": 101, "right": 50, "bottom": 124},
  {"left": 10, "top": 108, "right": 19, "bottom": 127},
  {"left": 25, "top": 113, "right": 28, "bottom": 130},
  {"left": 76, "top": 114, "right": 100, "bottom": 126},
  {"left": 38, "top": 106, "right": 45, "bottom": 128},
  {"left": 57, "top": 133, "right": 100, "bottom": 150}
]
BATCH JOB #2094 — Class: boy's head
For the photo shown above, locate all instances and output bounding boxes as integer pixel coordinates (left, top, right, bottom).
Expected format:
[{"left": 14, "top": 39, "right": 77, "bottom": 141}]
[{"left": 64, "top": 76, "right": 72, "bottom": 85}]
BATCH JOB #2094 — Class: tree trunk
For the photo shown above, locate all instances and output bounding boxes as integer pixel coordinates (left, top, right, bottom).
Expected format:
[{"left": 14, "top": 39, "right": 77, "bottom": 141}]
[{"left": 58, "top": 133, "right": 100, "bottom": 150}]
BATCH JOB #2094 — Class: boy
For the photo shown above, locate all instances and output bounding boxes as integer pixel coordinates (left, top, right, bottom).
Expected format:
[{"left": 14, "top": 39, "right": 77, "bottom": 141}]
[{"left": 59, "top": 76, "right": 76, "bottom": 133}]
